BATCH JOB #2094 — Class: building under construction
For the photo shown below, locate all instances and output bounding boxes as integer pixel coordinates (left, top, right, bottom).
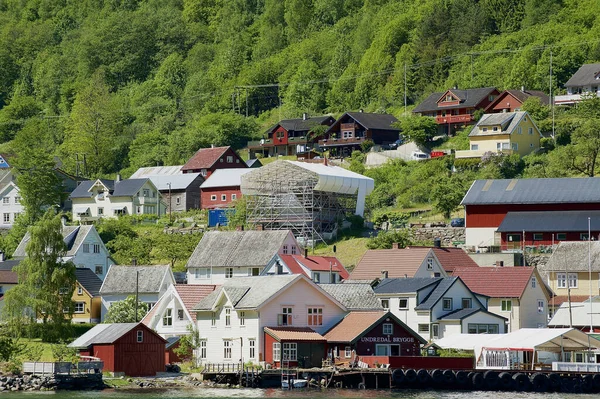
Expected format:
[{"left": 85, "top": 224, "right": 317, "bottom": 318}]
[{"left": 240, "top": 160, "right": 374, "bottom": 245}]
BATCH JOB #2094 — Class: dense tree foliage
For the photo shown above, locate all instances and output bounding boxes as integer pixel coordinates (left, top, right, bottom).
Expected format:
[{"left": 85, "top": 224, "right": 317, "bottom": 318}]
[
  {"left": 0, "top": 0, "right": 598, "bottom": 179},
  {"left": 104, "top": 295, "right": 149, "bottom": 324}
]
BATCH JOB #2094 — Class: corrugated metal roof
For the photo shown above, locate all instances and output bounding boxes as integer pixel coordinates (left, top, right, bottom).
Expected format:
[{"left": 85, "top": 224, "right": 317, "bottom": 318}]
[
  {"left": 565, "top": 63, "right": 600, "bottom": 87},
  {"left": 461, "top": 178, "right": 600, "bottom": 205},
  {"left": 68, "top": 323, "right": 138, "bottom": 348},
  {"left": 200, "top": 169, "right": 252, "bottom": 189},
  {"left": 498, "top": 210, "right": 600, "bottom": 232},
  {"left": 130, "top": 166, "right": 184, "bottom": 177}
]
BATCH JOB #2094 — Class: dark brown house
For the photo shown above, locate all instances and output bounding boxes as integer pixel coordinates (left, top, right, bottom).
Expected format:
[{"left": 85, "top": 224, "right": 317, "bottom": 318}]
[
  {"left": 69, "top": 323, "right": 167, "bottom": 377},
  {"left": 413, "top": 87, "right": 499, "bottom": 135},
  {"left": 319, "top": 112, "right": 400, "bottom": 157},
  {"left": 248, "top": 114, "right": 335, "bottom": 159},
  {"left": 485, "top": 89, "right": 550, "bottom": 114}
]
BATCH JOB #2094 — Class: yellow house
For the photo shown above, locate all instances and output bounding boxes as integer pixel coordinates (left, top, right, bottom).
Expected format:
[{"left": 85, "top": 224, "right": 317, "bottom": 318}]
[
  {"left": 455, "top": 111, "right": 541, "bottom": 159},
  {"left": 72, "top": 268, "right": 103, "bottom": 324},
  {"left": 540, "top": 241, "right": 600, "bottom": 317}
]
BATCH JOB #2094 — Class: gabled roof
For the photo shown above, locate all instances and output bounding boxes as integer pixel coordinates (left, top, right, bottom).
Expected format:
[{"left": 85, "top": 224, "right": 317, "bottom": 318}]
[
  {"left": 326, "top": 112, "right": 399, "bottom": 135},
  {"left": 193, "top": 275, "right": 300, "bottom": 310},
  {"left": 174, "top": 284, "right": 216, "bottom": 322},
  {"left": 143, "top": 173, "right": 203, "bottom": 191},
  {"left": 246, "top": 159, "right": 262, "bottom": 168},
  {"left": 452, "top": 267, "right": 534, "bottom": 298},
  {"left": 13, "top": 225, "right": 97, "bottom": 259},
  {"left": 75, "top": 268, "right": 103, "bottom": 297},
  {"left": 200, "top": 168, "right": 252, "bottom": 189},
  {"left": 350, "top": 247, "right": 434, "bottom": 280},
  {"left": 267, "top": 115, "right": 334, "bottom": 134},
  {"left": 68, "top": 323, "right": 165, "bottom": 348},
  {"left": 564, "top": 63, "right": 600, "bottom": 87},
  {"left": 431, "top": 247, "right": 479, "bottom": 273},
  {"left": 323, "top": 311, "right": 427, "bottom": 344},
  {"left": 542, "top": 241, "right": 600, "bottom": 273},
  {"left": 374, "top": 277, "right": 442, "bottom": 294},
  {"left": 498, "top": 210, "right": 600, "bottom": 233},
  {"left": 279, "top": 254, "right": 349, "bottom": 280},
  {"left": 100, "top": 265, "right": 172, "bottom": 295},
  {"left": 265, "top": 327, "right": 326, "bottom": 341},
  {"left": 469, "top": 112, "right": 537, "bottom": 137},
  {"left": 319, "top": 283, "right": 383, "bottom": 310},
  {"left": 413, "top": 87, "right": 498, "bottom": 113},
  {"left": 461, "top": 178, "right": 600, "bottom": 205},
  {"left": 486, "top": 90, "right": 549, "bottom": 111},
  {"left": 415, "top": 277, "right": 459, "bottom": 310},
  {"left": 436, "top": 307, "right": 506, "bottom": 321},
  {"left": 182, "top": 146, "right": 245, "bottom": 172},
  {"left": 70, "top": 178, "right": 151, "bottom": 199},
  {"left": 186, "top": 230, "right": 294, "bottom": 268},
  {"left": 0, "top": 260, "right": 21, "bottom": 271}
]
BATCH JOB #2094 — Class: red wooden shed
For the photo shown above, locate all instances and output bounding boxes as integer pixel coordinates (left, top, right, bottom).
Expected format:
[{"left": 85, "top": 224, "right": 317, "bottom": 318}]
[{"left": 69, "top": 323, "right": 167, "bottom": 377}]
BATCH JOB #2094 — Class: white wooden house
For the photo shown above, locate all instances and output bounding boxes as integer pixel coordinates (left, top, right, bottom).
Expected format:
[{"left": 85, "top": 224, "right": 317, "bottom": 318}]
[
  {"left": 0, "top": 182, "right": 23, "bottom": 229},
  {"left": 192, "top": 275, "right": 347, "bottom": 367},
  {"left": 186, "top": 230, "right": 300, "bottom": 285}
]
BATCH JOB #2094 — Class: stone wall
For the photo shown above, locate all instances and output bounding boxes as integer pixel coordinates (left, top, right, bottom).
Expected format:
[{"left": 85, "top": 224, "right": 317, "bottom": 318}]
[{"left": 410, "top": 227, "right": 465, "bottom": 246}]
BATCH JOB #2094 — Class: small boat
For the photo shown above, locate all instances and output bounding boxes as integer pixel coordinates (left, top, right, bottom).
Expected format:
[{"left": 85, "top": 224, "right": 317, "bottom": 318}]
[{"left": 282, "top": 379, "right": 308, "bottom": 389}]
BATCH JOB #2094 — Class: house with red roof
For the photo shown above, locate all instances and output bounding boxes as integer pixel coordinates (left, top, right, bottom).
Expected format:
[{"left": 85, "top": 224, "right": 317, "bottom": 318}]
[
  {"left": 261, "top": 253, "right": 349, "bottom": 283},
  {"left": 181, "top": 146, "right": 246, "bottom": 178},
  {"left": 142, "top": 284, "right": 217, "bottom": 339},
  {"left": 452, "top": 266, "right": 552, "bottom": 332}
]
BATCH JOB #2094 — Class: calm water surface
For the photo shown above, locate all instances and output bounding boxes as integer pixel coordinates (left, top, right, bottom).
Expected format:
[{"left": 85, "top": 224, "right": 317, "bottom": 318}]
[{"left": 2, "top": 389, "right": 598, "bottom": 399}]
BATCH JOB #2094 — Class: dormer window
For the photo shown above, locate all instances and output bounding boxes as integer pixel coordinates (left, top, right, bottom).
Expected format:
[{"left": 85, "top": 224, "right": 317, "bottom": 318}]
[{"left": 445, "top": 95, "right": 454, "bottom": 102}]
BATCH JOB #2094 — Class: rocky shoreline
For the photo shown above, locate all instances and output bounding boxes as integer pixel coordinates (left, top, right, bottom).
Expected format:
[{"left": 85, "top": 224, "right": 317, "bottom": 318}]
[{"left": 0, "top": 374, "right": 105, "bottom": 392}]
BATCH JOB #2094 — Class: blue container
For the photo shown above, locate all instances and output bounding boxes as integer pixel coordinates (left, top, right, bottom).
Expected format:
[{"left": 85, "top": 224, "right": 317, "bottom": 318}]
[{"left": 208, "top": 209, "right": 229, "bottom": 227}]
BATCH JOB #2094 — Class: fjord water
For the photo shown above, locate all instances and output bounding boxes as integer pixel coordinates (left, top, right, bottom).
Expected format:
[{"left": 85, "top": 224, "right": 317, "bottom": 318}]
[{"left": 3, "top": 389, "right": 598, "bottom": 399}]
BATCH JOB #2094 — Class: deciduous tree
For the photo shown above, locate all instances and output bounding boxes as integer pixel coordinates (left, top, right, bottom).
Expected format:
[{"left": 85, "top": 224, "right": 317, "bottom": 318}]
[{"left": 104, "top": 295, "right": 149, "bottom": 323}]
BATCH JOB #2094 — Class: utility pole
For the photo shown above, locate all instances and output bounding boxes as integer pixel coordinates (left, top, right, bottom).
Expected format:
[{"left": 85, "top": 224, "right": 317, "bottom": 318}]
[
  {"left": 246, "top": 88, "right": 249, "bottom": 117},
  {"left": 133, "top": 258, "right": 139, "bottom": 323},
  {"left": 550, "top": 50, "right": 555, "bottom": 140},
  {"left": 168, "top": 182, "right": 172, "bottom": 224},
  {"left": 589, "top": 217, "right": 593, "bottom": 333},
  {"left": 404, "top": 63, "right": 407, "bottom": 116}
]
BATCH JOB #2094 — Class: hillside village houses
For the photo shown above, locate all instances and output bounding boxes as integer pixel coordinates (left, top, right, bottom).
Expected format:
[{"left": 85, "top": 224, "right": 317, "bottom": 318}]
[
  {"left": 261, "top": 253, "right": 349, "bottom": 283},
  {"left": 485, "top": 89, "right": 550, "bottom": 113},
  {"left": 181, "top": 146, "right": 246, "bottom": 177},
  {"left": 71, "top": 268, "right": 103, "bottom": 324},
  {"left": 554, "top": 62, "right": 600, "bottom": 105},
  {"left": 70, "top": 177, "right": 166, "bottom": 222}
]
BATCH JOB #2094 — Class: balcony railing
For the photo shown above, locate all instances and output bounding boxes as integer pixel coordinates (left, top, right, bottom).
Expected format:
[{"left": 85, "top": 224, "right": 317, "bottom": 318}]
[
  {"left": 247, "top": 139, "right": 274, "bottom": 148},
  {"left": 436, "top": 114, "right": 474, "bottom": 124},
  {"left": 318, "top": 136, "right": 365, "bottom": 147},
  {"left": 554, "top": 92, "right": 600, "bottom": 105},
  {"left": 455, "top": 149, "right": 513, "bottom": 159}
]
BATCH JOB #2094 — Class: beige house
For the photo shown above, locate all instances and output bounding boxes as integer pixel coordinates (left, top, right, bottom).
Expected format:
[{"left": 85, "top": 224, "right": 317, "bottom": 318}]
[
  {"left": 453, "top": 266, "right": 552, "bottom": 332},
  {"left": 455, "top": 111, "right": 541, "bottom": 159},
  {"left": 539, "top": 241, "right": 600, "bottom": 316}
]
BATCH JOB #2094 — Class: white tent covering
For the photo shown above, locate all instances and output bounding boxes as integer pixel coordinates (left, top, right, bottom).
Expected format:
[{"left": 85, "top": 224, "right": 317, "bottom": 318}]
[
  {"left": 474, "top": 328, "right": 600, "bottom": 370},
  {"left": 433, "top": 333, "right": 503, "bottom": 352}
]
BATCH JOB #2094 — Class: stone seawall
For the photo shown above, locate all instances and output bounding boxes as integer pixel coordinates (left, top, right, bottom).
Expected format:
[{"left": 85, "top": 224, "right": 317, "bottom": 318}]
[
  {"left": 0, "top": 374, "right": 105, "bottom": 391},
  {"left": 410, "top": 227, "right": 465, "bottom": 246}
]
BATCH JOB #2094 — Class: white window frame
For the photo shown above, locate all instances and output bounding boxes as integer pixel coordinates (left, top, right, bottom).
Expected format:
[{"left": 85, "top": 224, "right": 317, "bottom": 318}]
[
  {"left": 221, "top": 194, "right": 227, "bottom": 201},
  {"left": 225, "top": 308, "right": 231, "bottom": 326},
  {"left": 223, "top": 340, "right": 232, "bottom": 360},
  {"left": 382, "top": 323, "right": 393, "bottom": 335},
  {"left": 283, "top": 343, "right": 297, "bottom": 361},
  {"left": 531, "top": 277, "right": 537, "bottom": 288},
  {"left": 137, "top": 331, "right": 143, "bottom": 343},
  {"left": 273, "top": 342, "right": 281, "bottom": 362},
  {"left": 533, "top": 233, "right": 543, "bottom": 241},
  {"left": 74, "top": 302, "right": 85, "bottom": 314},
  {"left": 175, "top": 197, "right": 181, "bottom": 205},
  {"left": 501, "top": 299, "right": 512, "bottom": 312},
  {"left": 307, "top": 307, "right": 323, "bottom": 326},
  {"left": 418, "top": 324, "right": 430, "bottom": 333},
  {"left": 163, "top": 308, "right": 173, "bottom": 326},
  {"left": 432, "top": 324, "right": 440, "bottom": 339},
  {"left": 93, "top": 244, "right": 100, "bottom": 254},
  {"left": 345, "top": 346, "right": 352, "bottom": 358},
  {"left": 200, "top": 340, "right": 207, "bottom": 359},
  {"left": 231, "top": 194, "right": 237, "bottom": 200},
  {"left": 178, "top": 309, "right": 184, "bottom": 320},
  {"left": 2, "top": 197, "right": 8, "bottom": 204},
  {"left": 398, "top": 298, "right": 408, "bottom": 309},
  {"left": 427, "top": 258, "right": 434, "bottom": 270},
  {"left": 557, "top": 272, "right": 567, "bottom": 288},
  {"left": 279, "top": 307, "right": 292, "bottom": 326},
  {"left": 211, "top": 311, "right": 217, "bottom": 327},
  {"left": 313, "top": 272, "right": 320, "bottom": 283},
  {"left": 195, "top": 267, "right": 211, "bottom": 279},
  {"left": 2, "top": 213, "right": 9, "bottom": 223},
  {"left": 537, "top": 300, "right": 545, "bottom": 314},
  {"left": 249, "top": 339, "right": 256, "bottom": 359},
  {"left": 470, "top": 144, "right": 479, "bottom": 151},
  {"left": 211, "top": 195, "right": 217, "bottom": 201},
  {"left": 375, "top": 345, "right": 389, "bottom": 356},
  {"left": 247, "top": 267, "right": 260, "bottom": 276},
  {"left": 225, "top": 267, "right": 234, "bottom": 279},
  {"left": 381, "top": 299, "right": 390, "bottom": 310},
  {"left": 282, "top": 245, "right": 288, "bottom": 255},
  {"left": 239, "top": 311, "right": 245, "bottom": 326},
  {"left": 77, "top": 286, "right": 83, "bottom": 295},
  {"left": 568, "top": 273, "right": 578, "bottom": 288},
  {"left": 442, "top": 298, "right": 452, "bottom": 311},
  {"left": 227, "top": 155, "right": 233, "bottom": 163}
]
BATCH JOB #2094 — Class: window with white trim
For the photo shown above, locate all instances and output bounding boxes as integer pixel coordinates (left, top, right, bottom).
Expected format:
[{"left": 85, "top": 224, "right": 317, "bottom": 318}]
[
  {"left": 225, "top": 267, "right": 233, "bottom": 279},
  {"left": 432, "top": 324, "right": 440, "bottom": 339},
  {"left": 200, "top": 340, "right": 207, "bottom": 359},
  {"left": 239, "top": 311, "right": 245, "bottom": 326},
  {"left": 137, "top": 331, "right": 143, "bottom": 343},
  {"left": 273, "top": 342, "right": 281, "bottom": 361},
  {"left": 399, "top": 298, "right": 408, "bottom": 309},
  {"left": 211, "top": 195, "right": 217, "bottom": 201},
  {"left": 283, "top": 343, "right": 297, "bottom": 361},
  {"left": 2, "top": 197, "right": 8, "bottom": 204},
  {"left": 427, "top": 258, "right": 433, "bottom": 270},
  {"left": 231, "top": 194, "right": 237, "bottom": 200},
  {"left": 531, "top": 277, "right": 537, "bottom": 288},
  {"left": 225, "top": 308, "right": 231, "bottom": 326},
  {"left": 74, "top": 302, "right": 85, "bottom": 313},
  {"left": 418, "top": 324, "right": 429, "bottom": 333},
  {"left": 345, "top": 346, "right": 352, "bottom": 358},
  {"left": 313, "top": 272, "right": 320, "bottom": 283},
  {"left": 77, "top": 286, "right": 83, "bottom": 295},
  {"left": 381, "top": 299, "right": 390, "bottom": 310},
  {"left": 247, "top": 267, "right": 260, "bottom": 276},
  {"left": 227, "top": 156, "right": 233, "bottom": 163},
  {"left": 221, "top": 194, "right": 227, "bottom": 201},
  {"left": 308, "top": 307, "right": 323, "bottom": 326},
  {"left": 557, "top": 272, "right": 567, "bottom": 288},
  {"left": 163, "top": 308, "right": 173, "bottom": 326},
  {"left": 537, "top": 300, "right": 545, "bottom": 314},
  {"left": 2, "top": 213, "right": 9, "bottom": 223},
  {"left": 501, "top": 299, "right": 512, "bottom": 312},
  {"left": 568, "top": 273, "right": 578, "bottom": 288},
  {"left": 382, "top": 323, "right": 393, "bottom": 335},
  {"left": 291, "top": 246, "right": 297, "bottom": 254},
  {"left": 223, "top": 340, "right": 232, "bottom": 359},
  {"left": 278, "top": 307, "right": 292, "bottom": 326},
  {"left": 442, "top": 298, "right": 452, "bottom": 311},
  {"left": 533, "top": 233, "right": 543, "bottom": 241},
  {"left": 178, "top": 309, "right": 184, "bottom": 320},
  {"left": 93, "top": 244, "right": 100, "bottom": 254},
  {"left": 282, "top": 245, "right": 288, "bottom": 254},
  {"left": 175, "top": 197, "right": 181, "bottom": 205},
  {"left": 249, "top": 339, "right": 256, "bottom": 359},
  {"left": 195, "top": 268, "right": 211, "bottom": 279},
  {"left": 211, "top": 312, "right": 217, "bottom": 326}
]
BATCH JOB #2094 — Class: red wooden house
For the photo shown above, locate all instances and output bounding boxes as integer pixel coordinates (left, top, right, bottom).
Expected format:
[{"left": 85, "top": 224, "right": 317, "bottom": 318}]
[
  {"left": 69, "top": 323, "right": 167, "bottom": 377},
  {"left": 413, "top": 87, "right": 499, "bottom": 135},
  {"left": 485, "top": 89, "right": 550, "bottom": 114},
  {"left": 248, "top": 114, "right": 335, "bottom": 159},
  {"left": 199, "top": 168, "right": 251, "bottom": 209},
  {"left": 182, "top": 146, "right": 246, "bottom": 178},
  {"left": 461, "top": 178, "right": 600, "bottom": 250}
]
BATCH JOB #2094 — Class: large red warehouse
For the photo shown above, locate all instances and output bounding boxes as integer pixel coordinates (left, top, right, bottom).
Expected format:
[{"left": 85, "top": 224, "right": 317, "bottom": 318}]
[
  {"left": 69, "top": 323, "right": 166, "bottom": 377},
  {"left": 461, "top": 178, "right": 600, "bottom": 250}
]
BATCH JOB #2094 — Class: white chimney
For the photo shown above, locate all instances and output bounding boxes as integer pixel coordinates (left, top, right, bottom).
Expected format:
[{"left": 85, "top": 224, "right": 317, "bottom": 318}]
[
  {"left": 116, "top": 174, "right": 121, "bottom": 183},
  {"left": 302, "top": 113, "right": 308, "bottom": 120}
]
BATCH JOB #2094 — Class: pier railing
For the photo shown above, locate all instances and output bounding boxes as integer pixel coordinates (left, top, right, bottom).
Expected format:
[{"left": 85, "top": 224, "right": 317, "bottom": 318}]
[{"left": 22, "top": 361, "right": 104, "bottom": 375}]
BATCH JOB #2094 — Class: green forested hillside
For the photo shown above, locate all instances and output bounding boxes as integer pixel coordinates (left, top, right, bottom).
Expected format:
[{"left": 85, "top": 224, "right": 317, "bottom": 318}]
[{"left": 0, "top": 0, "right": 599, "bottom": 178}]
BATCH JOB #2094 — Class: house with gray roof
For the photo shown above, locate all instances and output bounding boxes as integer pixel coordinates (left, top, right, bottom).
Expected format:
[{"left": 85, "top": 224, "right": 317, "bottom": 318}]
[
  {"left": 319, "top": 283, "right": 383, "bottom": 311},
  {"left": 186, "top": 230, "right": 300, "bottom": 285},
  {"left": 130, "top": 166, "right": 204, "bottom": 212},
  {"left": 99, "top": 265, "right": 175, "bottom": 320},
  {"left": 73, "top": 268, "right": 103, "bottom": 323},
  {"left": 455, "top": 111, "right": 541, "bottom": 159},
  {"left": 461, "top": 177, "right": 600, "bottom": 249},
  {"left": 555, "top": 63, "right": 600, "bottom": 105},
  {"left": 413, "top": 87, "right": 499, "bottom": 135},
  {"left": 373, "top": 277, "right": 506, "bottom": 341},
  {"left": 70, "top": 177, "right": 166, "bottom": 222},
  {"left": 13, "top": 224, "right": 114, "bottom": 280},
  {"left": 193, "top": 274, "right": 347, "bottom": 367}
]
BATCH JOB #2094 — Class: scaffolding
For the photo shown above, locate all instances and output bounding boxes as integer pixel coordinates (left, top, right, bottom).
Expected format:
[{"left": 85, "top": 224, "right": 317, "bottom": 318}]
[{"left": 242, "top": 161, "right": 356, "bottom": 245}]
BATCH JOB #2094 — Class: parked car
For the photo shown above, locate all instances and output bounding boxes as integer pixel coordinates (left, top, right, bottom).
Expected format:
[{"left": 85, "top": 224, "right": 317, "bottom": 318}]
[
  {"left": 451, "top": 218, "right": 465, "bottom": 227},
  {"left": 389, "top": 138, "right": 404, "bottom": 149},
  {"left": 411, "top": 151, "right": 430, "bottom": 161}
]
